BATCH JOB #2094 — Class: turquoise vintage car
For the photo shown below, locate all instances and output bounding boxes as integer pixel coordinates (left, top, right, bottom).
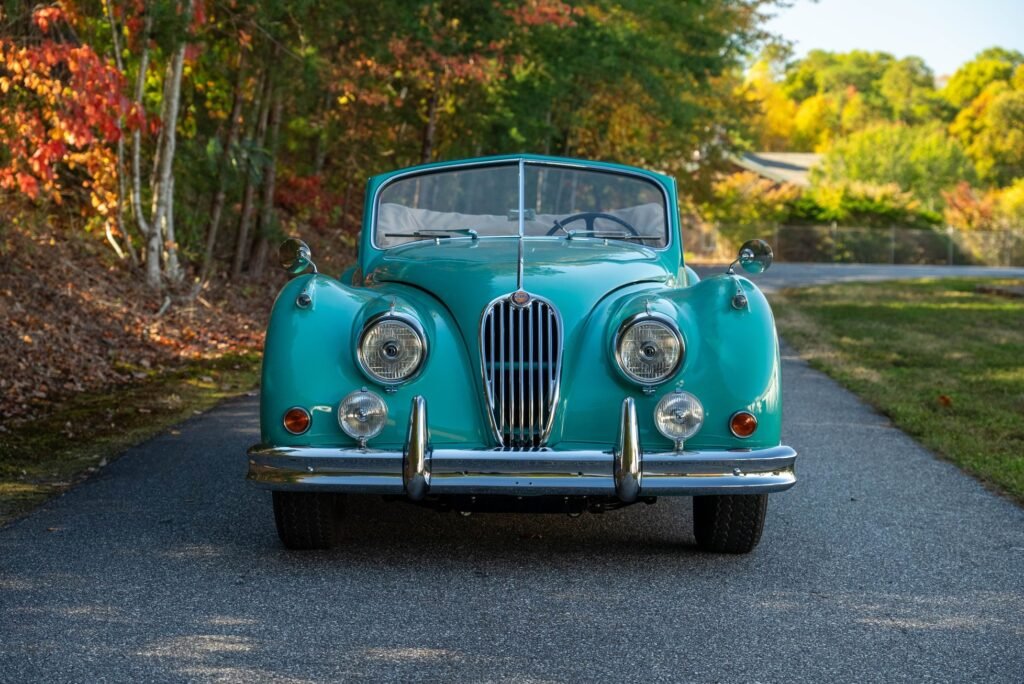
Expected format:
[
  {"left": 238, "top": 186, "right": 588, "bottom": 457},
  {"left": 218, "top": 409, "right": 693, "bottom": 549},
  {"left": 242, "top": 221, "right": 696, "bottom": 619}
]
[{"left": 247, "top": 154, "right": 796, "bottom": 553}]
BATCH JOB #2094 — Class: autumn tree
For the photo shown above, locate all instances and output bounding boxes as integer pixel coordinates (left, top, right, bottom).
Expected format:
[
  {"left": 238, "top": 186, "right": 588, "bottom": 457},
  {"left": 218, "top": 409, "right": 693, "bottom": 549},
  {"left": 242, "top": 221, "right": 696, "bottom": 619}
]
[
  {"left": 815, "top": 122, "right": 974, "bottom": 209},
  {"left": 942, "top": 47, "right": 1023, "bottom": 109},
  {"left": 0, "top": 6, "right": 137, "bottom": 256},
  {"left": 950, "top": 80, "right": 1024, "bottom": 187}
]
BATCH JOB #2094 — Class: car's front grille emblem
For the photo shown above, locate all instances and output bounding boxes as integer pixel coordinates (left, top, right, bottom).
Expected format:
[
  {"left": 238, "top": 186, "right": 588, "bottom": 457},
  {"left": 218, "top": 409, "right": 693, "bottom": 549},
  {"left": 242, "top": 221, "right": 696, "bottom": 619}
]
[{"left": 480, "top": 293, "right": 562, "bottom": 448}]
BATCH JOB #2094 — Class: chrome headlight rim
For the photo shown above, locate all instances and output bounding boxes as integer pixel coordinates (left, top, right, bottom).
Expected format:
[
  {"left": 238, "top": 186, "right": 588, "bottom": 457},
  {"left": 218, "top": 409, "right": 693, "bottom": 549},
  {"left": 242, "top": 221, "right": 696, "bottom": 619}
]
[
  {"left": 356, "top": 311, "right": 428, "bottom": 386},
  {"left": 613, "top": 312, "right": 684, "bottom": 386}
]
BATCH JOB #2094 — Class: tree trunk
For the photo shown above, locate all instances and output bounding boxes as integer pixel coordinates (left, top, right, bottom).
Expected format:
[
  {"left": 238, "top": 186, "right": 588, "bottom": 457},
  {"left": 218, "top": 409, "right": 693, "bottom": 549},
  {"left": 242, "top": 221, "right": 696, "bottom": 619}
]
[
  {"left": 420, "top": 76, "right": 441, "bottom": 164},
  {"left": 163, "top": 174, "right": 181, "bottom": 281},
  {"left": 250, "top": 93, "right": 283, "bottom": 278},
  {"left": 148, "top": 60, "right": 171, "bottom": 221},
  {"left": 232, "top": 68, "right": 272, "bottom": 278},
  {"left": 200, "top": 51, "right": 247, "bottom": 282},
  {"left": 155, "top": 1, "right": 193, "bottom": 285},
  {"left": 105, "top": 1, "right": 138, "bottom": 266},
  {"left": 131, "top": 12, "right": 154, "bottom": 283},
  {"left": 312, "top": 92, "right": 330, "bottom": 174},
  {"left": 144, "top": 65, "right": 172, "bottom": 289}
]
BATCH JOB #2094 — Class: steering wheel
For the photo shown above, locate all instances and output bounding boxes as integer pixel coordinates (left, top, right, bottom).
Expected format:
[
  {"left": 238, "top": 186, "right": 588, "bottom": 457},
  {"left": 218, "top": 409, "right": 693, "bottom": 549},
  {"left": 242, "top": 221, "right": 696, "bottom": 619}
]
[{"left": 545, "top": 212, "right": 640, "bottom": 237}]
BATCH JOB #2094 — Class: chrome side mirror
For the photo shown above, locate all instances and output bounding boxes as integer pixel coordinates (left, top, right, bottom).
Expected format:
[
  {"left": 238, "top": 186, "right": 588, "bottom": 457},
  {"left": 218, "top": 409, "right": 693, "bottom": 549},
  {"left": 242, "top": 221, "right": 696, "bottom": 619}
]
[
  {"left": 279, "top": 238, "right": 317, "bottom": 275},
  {"left": 729, "top": 239, "right": 773, "bottom": 275}
]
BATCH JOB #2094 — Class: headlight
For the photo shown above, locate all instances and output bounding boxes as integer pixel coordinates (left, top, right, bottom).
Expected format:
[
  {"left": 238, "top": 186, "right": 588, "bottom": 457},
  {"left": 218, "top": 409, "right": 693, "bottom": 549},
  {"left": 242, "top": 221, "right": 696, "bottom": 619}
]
[
  {"left": 357, "top": 314, "right": 426, "bottom": 384},
  {"left": 615, "top": 314, "right": 683, "bottom": 384},
  {"left": 654, "top": 391, "right": 704, "bottom": 444},
  {"left": 338, "top": 389, "right": 387, "bottom": 442}
]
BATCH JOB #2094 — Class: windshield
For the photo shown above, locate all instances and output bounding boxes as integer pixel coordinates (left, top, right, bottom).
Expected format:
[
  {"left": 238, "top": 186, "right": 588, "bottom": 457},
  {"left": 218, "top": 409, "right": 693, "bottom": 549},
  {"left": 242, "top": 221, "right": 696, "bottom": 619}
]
[{"left": 375, "top": 162, "right": 669, "bottom": 248}]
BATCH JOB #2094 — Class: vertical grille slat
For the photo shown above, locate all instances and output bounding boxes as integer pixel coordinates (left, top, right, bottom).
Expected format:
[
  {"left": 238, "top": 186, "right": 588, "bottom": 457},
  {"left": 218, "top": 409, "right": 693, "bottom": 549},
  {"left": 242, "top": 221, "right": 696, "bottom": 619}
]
[
  {"left": 517, "top": 306, "right": 524, "bottom": 444},
  {"left": 528, "top": 303, "right": 534, "bottom": 438},
  {"left": 497, "top": 305, "right": 504, "bottom": 436},
  {"left": 481, "top": 294, "right": 562, "bottom": 448}
]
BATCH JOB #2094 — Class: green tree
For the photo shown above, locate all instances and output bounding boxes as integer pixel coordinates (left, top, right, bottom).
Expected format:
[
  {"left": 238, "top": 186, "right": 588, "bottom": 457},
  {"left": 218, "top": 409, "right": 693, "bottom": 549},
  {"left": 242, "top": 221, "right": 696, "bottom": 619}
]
[
  {"left": 942, "top": 47, "right": 1023, "bottom": 108},
  {"left": 742, "top": 58, "right": 798, "bottom": 151},
  {"left": 950, "top": 84, "right": 1024, "bottom": 186},
  {"left": 815, "top": 122, "right": 974, "bottom": 208},
  {"left": 879, "top": 56, "right": 944, "bottom": 123},
  {"left": 792, "top": 93, "right": 840, "bottom": 150},
  {"left": 783, "top": 49, "right": 894, "bottom": 110}
]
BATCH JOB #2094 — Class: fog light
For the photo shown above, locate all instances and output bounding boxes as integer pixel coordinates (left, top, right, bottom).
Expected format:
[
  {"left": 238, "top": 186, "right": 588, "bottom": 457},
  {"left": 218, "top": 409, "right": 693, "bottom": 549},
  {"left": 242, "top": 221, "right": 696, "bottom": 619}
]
[
  {"left": 729, "top": 411, "right": 758, "bottom": 438},
  {"left": 338, "top": 389, "right": 387, "bottom": 445},
  {"left": 654, "top": 391, "right": 703, "bottom": 446},
  {"left": 283, "top": 406, "right": 311, "bottom": 435}
]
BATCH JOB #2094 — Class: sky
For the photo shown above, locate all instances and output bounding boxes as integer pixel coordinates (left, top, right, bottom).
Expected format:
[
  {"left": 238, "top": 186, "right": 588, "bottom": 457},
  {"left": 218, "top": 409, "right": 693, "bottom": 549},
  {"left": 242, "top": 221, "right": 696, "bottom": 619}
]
[{"left": 764, "top": 0, "right": 1024, "bottom": 77}]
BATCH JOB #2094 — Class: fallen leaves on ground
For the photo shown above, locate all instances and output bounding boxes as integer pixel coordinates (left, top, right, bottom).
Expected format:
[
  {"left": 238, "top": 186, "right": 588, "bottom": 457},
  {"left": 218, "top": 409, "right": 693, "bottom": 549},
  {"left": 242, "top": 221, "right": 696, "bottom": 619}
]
[{"left": 0, "top": 224, "right": 275, "bottom": 425}]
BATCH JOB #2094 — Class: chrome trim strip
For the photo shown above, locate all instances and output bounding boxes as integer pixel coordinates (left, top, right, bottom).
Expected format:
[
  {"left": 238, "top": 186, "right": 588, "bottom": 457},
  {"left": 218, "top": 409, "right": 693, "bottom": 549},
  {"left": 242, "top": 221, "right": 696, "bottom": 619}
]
[
  {"left": 368, "top": 157, "right": 674, "bottom": 254},
  {"left": 613, "top": 311, "right": 685, "bottom": 387},
  {"left": 517, "top": 157, "right": 525, "bottom": 290},
  {"left": 614, "top": 398, "right": 642, "bottom": 502},
  {"left": 355, "top": 311, "right": 428, "bottom": 387},
  {"left": 403, "top": 396, "right": 429, "bottom": 500}
]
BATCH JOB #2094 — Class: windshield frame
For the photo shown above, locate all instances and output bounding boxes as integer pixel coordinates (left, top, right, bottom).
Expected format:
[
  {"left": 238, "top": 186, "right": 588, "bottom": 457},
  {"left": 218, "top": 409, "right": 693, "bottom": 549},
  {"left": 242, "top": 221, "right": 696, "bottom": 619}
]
[{"left": 369, "top": 158, "right": 674, "bottom": 253}]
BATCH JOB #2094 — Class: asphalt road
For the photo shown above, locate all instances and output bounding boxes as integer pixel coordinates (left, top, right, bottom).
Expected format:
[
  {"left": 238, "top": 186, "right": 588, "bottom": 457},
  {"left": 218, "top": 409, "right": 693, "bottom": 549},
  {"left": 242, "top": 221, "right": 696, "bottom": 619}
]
[{"left": 2, "top": 266, "right": 1024, "bottom": 682}]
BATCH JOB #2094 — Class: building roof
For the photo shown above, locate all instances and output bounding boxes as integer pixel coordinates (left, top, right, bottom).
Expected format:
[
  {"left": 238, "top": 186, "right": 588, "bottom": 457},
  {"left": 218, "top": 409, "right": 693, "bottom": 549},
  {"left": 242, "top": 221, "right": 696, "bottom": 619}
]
[{"left": 729, "top": 152, "right": 822, "bottom": 187}]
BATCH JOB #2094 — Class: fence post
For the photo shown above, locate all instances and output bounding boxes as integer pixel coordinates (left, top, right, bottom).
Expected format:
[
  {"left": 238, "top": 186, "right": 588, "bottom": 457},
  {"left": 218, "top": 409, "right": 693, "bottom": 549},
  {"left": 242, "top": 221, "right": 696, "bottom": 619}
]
[
  {"left": 890, "top": 226, "right": 896, "bottom": 264},
  {"left": 831, "top": 221, "right": 837, "bottom": 262},
  {"left": 774, "top": 224, "right": 780, "bottom": 260},
  {"left": 946, "top": 226, "right": 954, "bottom": 266}
]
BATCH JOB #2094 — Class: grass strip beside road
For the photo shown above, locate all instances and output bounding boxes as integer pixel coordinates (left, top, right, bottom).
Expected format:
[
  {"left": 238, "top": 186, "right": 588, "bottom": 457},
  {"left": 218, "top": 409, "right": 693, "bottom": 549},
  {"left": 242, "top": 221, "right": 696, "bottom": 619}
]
[
  {"left": 0, "top": 354, "right": 260, "bottom": 525},
  {"left": 771, "top": 278, "right": 1024, "bottom": 504}
]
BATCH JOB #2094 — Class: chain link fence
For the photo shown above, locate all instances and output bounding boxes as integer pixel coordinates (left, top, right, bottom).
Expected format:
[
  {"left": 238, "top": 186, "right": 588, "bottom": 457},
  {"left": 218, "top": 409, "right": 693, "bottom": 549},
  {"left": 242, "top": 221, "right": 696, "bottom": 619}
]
[{"left": 687, "top": 224, "right": 1024, "bottom": 266}]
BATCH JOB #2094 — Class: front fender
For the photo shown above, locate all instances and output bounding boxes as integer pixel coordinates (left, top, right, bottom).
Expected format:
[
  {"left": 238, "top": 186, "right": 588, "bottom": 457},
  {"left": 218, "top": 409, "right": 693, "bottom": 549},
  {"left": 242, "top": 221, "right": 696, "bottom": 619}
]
[
  {"left": 260, "top": 275, "right": 490, "bottom": 448},
  {"left": 556, "top": 274, "right": 781, "bottom": 450}
]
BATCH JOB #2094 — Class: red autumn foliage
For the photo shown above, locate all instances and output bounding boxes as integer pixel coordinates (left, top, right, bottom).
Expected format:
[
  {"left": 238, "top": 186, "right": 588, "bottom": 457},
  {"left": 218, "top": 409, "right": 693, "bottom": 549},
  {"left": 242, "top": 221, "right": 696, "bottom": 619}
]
[
  {"left": 506, "top": 0, "right": 580, "bottom": 28},
  {"left": 942, "top": 181, "right": 997, "bottom": 231},
  {"left": 275, "top": 174, "right": 347, "bottom": 232},
  {"left": 0, "top": 6, "right": 141, "bottom": 222}
]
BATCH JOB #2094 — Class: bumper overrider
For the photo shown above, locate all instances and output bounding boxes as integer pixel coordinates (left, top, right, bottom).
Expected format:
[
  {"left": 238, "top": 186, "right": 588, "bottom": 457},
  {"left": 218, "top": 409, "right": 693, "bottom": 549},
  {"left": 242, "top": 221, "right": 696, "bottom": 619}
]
[{"left": 247, "top": 397, "right": 797, "bottom": 501}]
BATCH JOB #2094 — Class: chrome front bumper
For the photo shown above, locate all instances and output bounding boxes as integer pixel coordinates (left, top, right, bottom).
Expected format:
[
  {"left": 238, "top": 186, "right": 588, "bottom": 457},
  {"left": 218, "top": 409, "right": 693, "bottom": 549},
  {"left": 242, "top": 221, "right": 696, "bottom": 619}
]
[{"left": 247, "top": 397, "right": 797, "bottom": 501}]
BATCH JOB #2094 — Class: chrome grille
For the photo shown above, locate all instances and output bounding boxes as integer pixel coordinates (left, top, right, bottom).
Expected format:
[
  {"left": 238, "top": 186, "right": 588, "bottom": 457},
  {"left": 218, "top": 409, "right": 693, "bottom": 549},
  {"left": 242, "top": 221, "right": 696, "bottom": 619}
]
[{"left": 480, "top": 294, "right": 562, "bottom": 448}]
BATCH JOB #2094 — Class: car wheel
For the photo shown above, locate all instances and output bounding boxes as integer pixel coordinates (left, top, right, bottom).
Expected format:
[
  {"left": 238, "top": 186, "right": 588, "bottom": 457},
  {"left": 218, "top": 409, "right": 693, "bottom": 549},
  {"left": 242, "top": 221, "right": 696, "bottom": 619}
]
[
  {"left": 692, "top": 494, "right": 767, "bottom": 554},
  {"left": 272, "top": 491, "right": 345, "bottom": 550}
]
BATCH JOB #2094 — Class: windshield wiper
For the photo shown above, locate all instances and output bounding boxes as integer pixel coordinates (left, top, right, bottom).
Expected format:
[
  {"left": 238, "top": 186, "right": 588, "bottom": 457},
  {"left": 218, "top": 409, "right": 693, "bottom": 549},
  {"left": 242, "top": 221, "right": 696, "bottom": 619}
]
[
  {"left": 564, "top": 230, "right": 660, "bottom": 242},
  {"left": 384, "top": 229, "right": 478, "bottom": 240}
]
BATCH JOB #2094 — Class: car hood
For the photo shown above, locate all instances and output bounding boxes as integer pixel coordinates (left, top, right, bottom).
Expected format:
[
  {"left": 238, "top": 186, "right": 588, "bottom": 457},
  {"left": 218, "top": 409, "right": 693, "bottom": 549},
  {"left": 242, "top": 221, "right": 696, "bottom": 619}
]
[{"left": 368, "top": 239, "right": 673, "bottom": 338}]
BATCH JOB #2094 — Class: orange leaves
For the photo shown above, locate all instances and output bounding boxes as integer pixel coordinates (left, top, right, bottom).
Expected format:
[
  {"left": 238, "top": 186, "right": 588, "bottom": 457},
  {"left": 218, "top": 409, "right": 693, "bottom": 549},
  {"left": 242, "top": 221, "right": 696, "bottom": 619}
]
[
  {"left": 0, "top": 7, "right": 140, "bottom": 215},
  {"left": 32, "top": 7, "right": 64, "bottom": 33},
  {"left": 16, "top": 173, "right": 40, "bottom": 199}
]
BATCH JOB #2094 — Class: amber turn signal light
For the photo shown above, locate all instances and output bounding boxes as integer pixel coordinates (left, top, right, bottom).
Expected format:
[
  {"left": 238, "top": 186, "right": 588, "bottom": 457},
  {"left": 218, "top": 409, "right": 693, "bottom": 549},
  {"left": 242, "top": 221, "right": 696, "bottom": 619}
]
[
  {"left": 729, "top": 411, "right": 757, "bottom": 438},
  {"left": 283, "top": 407, "right": 311, "bottom": 435}
]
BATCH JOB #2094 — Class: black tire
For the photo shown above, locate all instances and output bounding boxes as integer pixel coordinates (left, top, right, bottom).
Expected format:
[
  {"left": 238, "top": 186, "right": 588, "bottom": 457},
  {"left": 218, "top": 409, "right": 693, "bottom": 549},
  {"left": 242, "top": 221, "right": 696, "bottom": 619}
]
[
  {"left": 272, "top": 491, "right": 345, "bottom": 550},
  {"left": 692, "top": 494, "right": 768, "bottom": 554}
]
